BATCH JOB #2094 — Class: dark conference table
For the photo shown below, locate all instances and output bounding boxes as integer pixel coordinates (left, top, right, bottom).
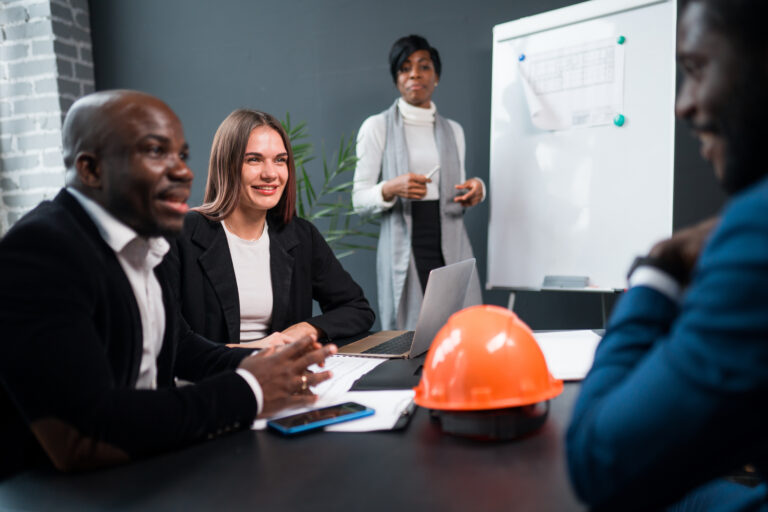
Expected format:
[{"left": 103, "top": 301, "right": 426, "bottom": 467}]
[{"left": 0, "top": 378, "right": 585, "bottom": 511}]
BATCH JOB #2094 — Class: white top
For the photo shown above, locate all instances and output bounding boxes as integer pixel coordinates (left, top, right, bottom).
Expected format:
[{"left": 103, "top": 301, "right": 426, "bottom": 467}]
[
  {"left": 223, "top": 221, "right": 273, "bottom": 342},
  {"left": 67, "top": 187, "right": 167, "bottom": 390},
  {"left": 353, "top": 98, "right": 475, "bottom": 215}
]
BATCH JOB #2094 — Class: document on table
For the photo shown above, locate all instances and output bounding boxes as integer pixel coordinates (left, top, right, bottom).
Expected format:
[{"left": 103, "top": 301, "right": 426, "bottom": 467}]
[
  {"left": 307, "top": 354, "right": 386, "bottom": 399},
  {"left": 251, "top": 355, "right": 386, "bottom": 430},
  {"left": 533, "top": 330, "right": 602, "bottom": 381},
  {"left": 325, "top": 390, "right": 415, "bottom": 432}
]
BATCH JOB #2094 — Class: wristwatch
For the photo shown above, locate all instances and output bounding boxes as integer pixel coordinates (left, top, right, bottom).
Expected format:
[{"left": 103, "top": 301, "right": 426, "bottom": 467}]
[{"left": 627, "top": 255, "right": 689, "bottom": 285}]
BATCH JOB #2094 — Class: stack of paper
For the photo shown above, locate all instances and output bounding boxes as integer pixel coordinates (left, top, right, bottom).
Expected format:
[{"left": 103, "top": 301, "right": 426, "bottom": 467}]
[
  {"left": 533, "top": 330, "right": 602, "bottom": 380},
  {"left": 253, "top": 355, "right": 415, "bottom": 432},
  {"left": 307, "top": 355, "right": 385, "bottom": 399},
  {"left": 324, "top": 390, "right": 415, "bottom": 432}
]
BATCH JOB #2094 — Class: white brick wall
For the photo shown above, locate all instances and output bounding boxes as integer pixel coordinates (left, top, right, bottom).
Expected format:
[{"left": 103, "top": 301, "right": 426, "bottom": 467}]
[{"left": 0, "top": 0, "right": 93, "bottom": 234}]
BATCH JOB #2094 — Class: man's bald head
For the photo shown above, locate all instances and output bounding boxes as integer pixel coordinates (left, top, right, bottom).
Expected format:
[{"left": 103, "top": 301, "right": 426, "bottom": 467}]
[
  {"left": 62, "top": 90, "right": 193, "bottom": 237},
  {"left": 63, "top": 90, "right": 175, "bottom": 177}
]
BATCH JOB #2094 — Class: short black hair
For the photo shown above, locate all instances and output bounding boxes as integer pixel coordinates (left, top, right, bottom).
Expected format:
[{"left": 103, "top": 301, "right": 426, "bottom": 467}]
[
  {"left": 679, "top": 0, "right": 768, "bottom": 194},
  {"left": 388, "top": 35, "right": 441, "bottom": 83},
  {"left": 679, "top": 0, "right": 768, "bottom": 52}
]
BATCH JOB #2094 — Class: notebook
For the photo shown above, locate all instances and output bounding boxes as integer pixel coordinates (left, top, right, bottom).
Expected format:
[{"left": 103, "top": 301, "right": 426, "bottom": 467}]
[{"left": 338, "top": 258, "right": 480, "bottom": 359}]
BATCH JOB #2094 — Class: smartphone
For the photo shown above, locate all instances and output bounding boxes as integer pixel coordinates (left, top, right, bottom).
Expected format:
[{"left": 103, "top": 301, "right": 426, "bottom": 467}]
[{"left": 267, "top": 402, "right": 374, "bottom": 435}]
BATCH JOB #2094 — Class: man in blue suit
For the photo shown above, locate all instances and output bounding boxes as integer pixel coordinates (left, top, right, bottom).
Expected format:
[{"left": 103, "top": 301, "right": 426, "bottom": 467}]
[{"left": 567, "top": 0, "right": 768, "bottom": 510}]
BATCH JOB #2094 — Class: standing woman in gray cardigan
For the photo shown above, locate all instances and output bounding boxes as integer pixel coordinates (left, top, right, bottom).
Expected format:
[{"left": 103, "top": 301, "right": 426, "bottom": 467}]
[{"left": 352, "top": 35, "right": 484, "bottom": 330}]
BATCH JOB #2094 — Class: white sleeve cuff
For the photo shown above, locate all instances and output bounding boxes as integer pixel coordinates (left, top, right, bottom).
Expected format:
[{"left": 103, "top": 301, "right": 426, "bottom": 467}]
[
  {"left": 236, "top": 368, "right": 264, "bottom": 416},
  {"left": 376, "top": 181, "right": 397, "bottom": 210},
  {"left": 628, "top": 265, "right": 683, "bottom": 303},
  {"left": 475, "top": 177, "right": 487, "bottom": 202}
]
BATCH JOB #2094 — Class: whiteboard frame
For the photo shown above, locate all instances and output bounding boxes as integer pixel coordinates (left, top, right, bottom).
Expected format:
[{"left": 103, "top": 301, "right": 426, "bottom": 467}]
[
  {"left": 494, "top": 0, "right": 669, "bottom": 42},
  {"left": 487, "top": 0, "right": 676, "bottom": 292}
]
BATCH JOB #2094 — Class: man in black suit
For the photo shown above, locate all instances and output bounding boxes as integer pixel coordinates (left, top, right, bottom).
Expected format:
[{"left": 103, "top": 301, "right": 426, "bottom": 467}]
[{"left": 0, "top": 90, "right": 336, "bottom": 477}]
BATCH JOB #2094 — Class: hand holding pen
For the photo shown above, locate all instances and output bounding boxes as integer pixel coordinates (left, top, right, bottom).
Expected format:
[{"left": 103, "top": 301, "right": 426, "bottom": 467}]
[{"left": 381, "top": 165, "right": 439, "bottom": 201}]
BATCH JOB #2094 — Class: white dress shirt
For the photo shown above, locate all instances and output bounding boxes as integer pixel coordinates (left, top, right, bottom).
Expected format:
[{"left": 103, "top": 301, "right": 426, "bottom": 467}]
[
  {"left": 66, "top": 188, "right": 263, "bottom": 413},
  {"left": 67, "top": 187, "right": 167, "bottom": 389}
]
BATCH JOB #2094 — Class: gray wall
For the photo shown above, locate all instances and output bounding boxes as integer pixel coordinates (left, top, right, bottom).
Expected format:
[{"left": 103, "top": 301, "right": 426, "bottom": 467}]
[{"left": 89, "top": 0, "right": 726, "bottom": 330}]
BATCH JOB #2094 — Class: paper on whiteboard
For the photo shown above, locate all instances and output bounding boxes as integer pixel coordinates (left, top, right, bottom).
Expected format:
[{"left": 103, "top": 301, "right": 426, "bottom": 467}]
[{"left": 518, "top": 38, "right": 625, "bottom": 131}]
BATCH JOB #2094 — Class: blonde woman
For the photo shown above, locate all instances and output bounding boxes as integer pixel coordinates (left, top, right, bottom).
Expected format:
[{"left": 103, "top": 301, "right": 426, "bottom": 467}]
[{"left": 171, "top": 109, "right": 374, "bottom": 347}]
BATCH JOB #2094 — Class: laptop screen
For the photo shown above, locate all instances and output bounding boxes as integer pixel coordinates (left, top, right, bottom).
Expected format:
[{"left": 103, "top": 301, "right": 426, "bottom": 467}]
[{"left": 409, "top": 258, "right": 479, "bottom": 357}]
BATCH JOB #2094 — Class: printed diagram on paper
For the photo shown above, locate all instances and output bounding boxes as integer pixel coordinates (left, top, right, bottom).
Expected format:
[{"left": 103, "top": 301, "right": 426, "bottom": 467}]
[{"left": 517, "top": 37, "right": 625, "bottom": 131}]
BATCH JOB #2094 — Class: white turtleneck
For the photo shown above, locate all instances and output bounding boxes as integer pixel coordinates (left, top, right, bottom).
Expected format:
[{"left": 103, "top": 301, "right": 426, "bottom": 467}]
[
  {"left": 352, "top": 98, "right": 484, "bottom": 215},
  {"left": 397, "top": 98, "right": 441, "bottom": 201}
]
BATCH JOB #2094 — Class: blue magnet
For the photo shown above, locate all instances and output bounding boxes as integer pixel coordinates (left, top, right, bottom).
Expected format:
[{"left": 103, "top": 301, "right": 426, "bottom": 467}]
[
  {"left": 613, "top": 114, "right": 626, "bottom": 127},
  {"left": 617, "top": 35, "right": 626, "bottom": 45},
  {"left": 519, "top": 53, "right": 526, "bottom": 62}
]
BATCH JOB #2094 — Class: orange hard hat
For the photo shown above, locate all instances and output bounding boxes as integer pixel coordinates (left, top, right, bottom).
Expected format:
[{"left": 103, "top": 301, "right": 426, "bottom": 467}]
[{"left": 414, "top": 305, "right": 563, "bottom": 439}]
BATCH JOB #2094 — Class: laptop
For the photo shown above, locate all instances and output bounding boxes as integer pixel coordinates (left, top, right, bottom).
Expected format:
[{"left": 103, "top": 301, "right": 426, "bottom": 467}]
[{"left": 339, "top": 258, "right": 481, "bottom": 359}]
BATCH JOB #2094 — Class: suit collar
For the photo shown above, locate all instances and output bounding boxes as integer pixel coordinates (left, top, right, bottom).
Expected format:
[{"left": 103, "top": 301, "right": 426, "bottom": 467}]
[
  {"left": 267, "top": 218, "right": 299, "bottom": 331},
  {"left": 66, "top": 187, "right": 170, "bottom": 271},
  {"left": 54, "top": 189, "right": 145, "bottom": 386},
  {"left": 189, "top": 213, "right": 241, "bottom": 344},
  {"left": 186, "top": 212, "right": 303, "bottom": 338},
  {"left": 154, "top": 263, "right": 177, "bottom": 385},
  {"left": 55, "top": 189, "right": 102, "bottom": 243}
]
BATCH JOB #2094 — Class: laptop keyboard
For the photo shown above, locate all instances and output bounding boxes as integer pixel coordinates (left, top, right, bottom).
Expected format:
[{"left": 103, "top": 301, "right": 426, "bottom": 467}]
[{"left": 362, "top": 331, "right": 415, "bottom": 355}]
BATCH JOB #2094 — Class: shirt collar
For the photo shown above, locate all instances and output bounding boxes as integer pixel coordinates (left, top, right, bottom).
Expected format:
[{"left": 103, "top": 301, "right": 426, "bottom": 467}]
[
  {"left": 66, "top": 187, "right": 169, "bottom": 268},
  {"left": 397, "top": 97, "right": 436, "bottom": 126}
]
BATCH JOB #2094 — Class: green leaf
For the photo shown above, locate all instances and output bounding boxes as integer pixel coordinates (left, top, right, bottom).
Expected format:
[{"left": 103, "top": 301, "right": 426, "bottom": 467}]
[
  {"left": 334, "top": 242, "right": 378, "bottom": 251},
  {"left": 301, "top": 167, "right": 317, "bottom": 201},
  {"left": 308, "top": 207, "right": 336, "bottom": 219},
  {"left": 324, "top": 181, "right": 354, "bottom": 194},
  {"left": 284, "top": 114, "right": 377, "bottom": 257}
]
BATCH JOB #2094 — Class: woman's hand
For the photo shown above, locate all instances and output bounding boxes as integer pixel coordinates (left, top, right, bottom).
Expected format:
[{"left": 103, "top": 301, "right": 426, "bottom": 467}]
[
  {"left": 382, "top": 173, "right": 430, "bottom": 201},
  {"left": 454, "top": 178, "right": 483, "bottom": 207},
  {"left": 280, "top": 322, "right": 323, "bottom": 344},
  {"left": 227, "top": 331, "right": 292, "bottom": 349}
]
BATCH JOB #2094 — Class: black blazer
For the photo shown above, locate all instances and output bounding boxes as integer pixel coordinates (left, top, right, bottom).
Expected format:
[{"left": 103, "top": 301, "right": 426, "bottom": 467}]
[
  {"left": 169, "top": 211, "right": 374, "bottom": 344},
  {"left": 0, "top": 191, "right": 256, "bottom": 477}
]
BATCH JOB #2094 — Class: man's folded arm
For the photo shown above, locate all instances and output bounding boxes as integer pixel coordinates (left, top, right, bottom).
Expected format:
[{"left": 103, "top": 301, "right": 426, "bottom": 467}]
[{"left": 567, "top": 215, "right": 768, "bottom": 510}]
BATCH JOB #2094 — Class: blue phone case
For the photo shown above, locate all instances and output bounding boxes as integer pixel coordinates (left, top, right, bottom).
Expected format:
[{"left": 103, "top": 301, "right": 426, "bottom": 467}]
[{"left": 267, "top": 404, "right": 375, "bottom": 435}]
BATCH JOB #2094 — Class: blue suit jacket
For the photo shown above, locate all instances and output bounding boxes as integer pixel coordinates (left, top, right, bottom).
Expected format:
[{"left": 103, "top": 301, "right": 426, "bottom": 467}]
[{"left": 567, "top": 176, "right": 768, "bottom": 511}]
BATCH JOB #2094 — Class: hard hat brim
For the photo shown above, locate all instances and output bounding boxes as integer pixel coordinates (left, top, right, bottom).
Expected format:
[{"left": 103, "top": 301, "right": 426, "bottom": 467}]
[{"left": 414, "top": 379, "right": 563, "bottom": 411}]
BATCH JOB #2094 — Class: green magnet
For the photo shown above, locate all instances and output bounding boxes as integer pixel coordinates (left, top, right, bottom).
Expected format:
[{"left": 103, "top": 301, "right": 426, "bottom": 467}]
[
  {"left": 617, "top": 35, "right": 626, "bottom": 45},
  {"left": 613, "top": 114, "right": 626, "bottom": 127}
]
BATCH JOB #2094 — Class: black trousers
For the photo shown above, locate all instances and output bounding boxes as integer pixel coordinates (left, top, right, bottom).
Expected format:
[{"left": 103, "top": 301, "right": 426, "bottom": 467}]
[{"left": 411, "top": 200, "right": 445, "bottom": 293}]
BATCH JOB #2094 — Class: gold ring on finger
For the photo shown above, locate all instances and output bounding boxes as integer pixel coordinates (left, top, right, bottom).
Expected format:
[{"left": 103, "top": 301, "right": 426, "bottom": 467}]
[{"left": 301, "top": 374, "right": 308, "bottom": 391}]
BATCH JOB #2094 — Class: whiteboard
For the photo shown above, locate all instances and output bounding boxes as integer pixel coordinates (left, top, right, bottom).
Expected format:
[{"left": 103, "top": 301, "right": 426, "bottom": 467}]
[{"left": 487, "top": 0, "right": 676, "bottom": 290}]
